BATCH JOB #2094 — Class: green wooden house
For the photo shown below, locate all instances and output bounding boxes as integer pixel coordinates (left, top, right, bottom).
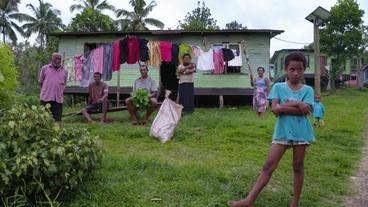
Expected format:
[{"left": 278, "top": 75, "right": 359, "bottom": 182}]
[
  {"left": 49, "top": 30, "right": 283, "bottom": 106},
  {"left": 270, "top": 49, "right": 351, "bottom": 87}
]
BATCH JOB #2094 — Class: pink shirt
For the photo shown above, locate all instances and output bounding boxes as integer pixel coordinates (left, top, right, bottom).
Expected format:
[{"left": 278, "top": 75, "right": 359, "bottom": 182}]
[
  {"left": 160, "top": 42, "right": 172, "bottom": 62},
  {"left": 93, "top": 46, "right": 104, "bottom": 74},
  {"left": 39, "top": 64, "right": 68, "bottom": 103},
  {"left": 74, "top": 55, "right": 83, "bottom": 81},
  {"left": 112, "top": 40, "right": 121, "bottom": 71}
]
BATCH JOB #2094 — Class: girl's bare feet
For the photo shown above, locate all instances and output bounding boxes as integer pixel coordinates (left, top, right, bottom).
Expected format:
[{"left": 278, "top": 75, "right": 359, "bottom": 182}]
[{"left": 227, "top": 199, "right": 254, "bottom": 207}]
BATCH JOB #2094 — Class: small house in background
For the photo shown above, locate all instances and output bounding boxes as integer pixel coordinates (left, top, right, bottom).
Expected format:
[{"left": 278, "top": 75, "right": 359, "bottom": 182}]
[
  {"left": 270, "top": 49, "right": 352, "bottom": 88},
  {"left": 49, "top": 29, "right": 283, "bottom": 107}
]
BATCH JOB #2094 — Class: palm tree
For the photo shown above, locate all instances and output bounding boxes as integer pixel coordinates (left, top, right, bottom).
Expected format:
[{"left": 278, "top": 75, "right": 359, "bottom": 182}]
[
  {"left": 70, "top": 0, "right": 116, "bottom": 13},
  {"left": 0, "top": 0, "right": 28, "bottom": 43},
  {"left": 116, "top": 0, "right": 164, "bottom": 30},
  {"left": 22, "top": 0, "right": 65, "bottom": 49}
]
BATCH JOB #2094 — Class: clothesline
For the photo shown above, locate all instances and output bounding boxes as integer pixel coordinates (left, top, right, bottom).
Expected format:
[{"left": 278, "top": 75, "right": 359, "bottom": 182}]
[{"left": 66, "top": 35, "right": 244, "bottom": 88}]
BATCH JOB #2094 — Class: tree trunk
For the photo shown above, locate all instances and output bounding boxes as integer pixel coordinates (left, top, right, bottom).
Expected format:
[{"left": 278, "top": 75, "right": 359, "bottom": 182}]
[
  {"left": 2, "top": 26, "right": 5, "bottom": 44},
  {"left": 357, "top": 58, "right": 364, "bottom": 90},
  {"left": 330, "top": 76, "right": 336, "bottom": 92}
]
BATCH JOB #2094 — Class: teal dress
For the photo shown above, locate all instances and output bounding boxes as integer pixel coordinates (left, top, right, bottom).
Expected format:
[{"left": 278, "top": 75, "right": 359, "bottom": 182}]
[
  {"left": 268, "top": 82, "right": 315, "bottom": 142},
  {"left": 312, "top": 102, "right": 324, "bottom": 118}
]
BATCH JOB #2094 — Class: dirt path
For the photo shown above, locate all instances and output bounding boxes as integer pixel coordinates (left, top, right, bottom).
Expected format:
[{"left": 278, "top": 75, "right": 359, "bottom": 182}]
[{"left": 344, "top": 128, "right": 368, "bottom": 207}]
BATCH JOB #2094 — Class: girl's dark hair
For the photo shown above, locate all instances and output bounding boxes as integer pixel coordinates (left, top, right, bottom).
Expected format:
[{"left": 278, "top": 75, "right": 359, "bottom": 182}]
[
  {"left": 182, "top": 53, "right": 191, "bottom": 59},
  {"left": 257, "top": 67, "right": 265, "bottom": 72},
  {"left": 284, "top": 52, "right": 307, "bottom": 69}
]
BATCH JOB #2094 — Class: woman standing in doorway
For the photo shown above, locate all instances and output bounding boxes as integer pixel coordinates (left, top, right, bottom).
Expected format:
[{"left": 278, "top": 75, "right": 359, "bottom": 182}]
[
  {"left": 252, "top": 66, "right": 270, "bottom": 117},
  {"left": 178, "top": 53, "right": 196, "bottom": 113}
]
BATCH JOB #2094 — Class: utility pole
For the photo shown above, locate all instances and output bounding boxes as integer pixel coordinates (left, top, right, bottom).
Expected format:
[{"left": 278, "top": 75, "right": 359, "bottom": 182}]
[
  {"left": 313, "top": 18, "right": 321, "bottom": 96},
  {"left": 306, "top": 6, "right": 330, "bottom": 96}
]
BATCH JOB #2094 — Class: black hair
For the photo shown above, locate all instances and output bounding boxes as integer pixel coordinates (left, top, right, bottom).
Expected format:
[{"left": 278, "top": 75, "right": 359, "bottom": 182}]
[
  {"left": 257, "top": 67, "right": 265, "bottom": 72},
  {"left": 182, "top": 53, "right": 191, "bottom": 59},
  {"left": 94, "top": 72, "right": 102, "bottom": 77},
  {"left": 140, "top": 64, "right": 149, "bottom": 70},
  {"left": 284, "top": 52, "right": 307, "bottom": 69}
]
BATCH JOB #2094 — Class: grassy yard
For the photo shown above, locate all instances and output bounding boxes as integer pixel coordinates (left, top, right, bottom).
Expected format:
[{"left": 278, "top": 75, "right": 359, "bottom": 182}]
[{"left": 62, "top": 88, "right": 368, "bottom": 207}]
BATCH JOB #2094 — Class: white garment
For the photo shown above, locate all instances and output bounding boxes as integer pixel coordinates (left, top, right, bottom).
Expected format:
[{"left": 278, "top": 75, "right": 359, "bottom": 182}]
[
  {"left": 196, "top": 48, "right": 214, "bottom": 71},
  {"left": 228, "top": 49, "right": 243, "bottom": 66}
]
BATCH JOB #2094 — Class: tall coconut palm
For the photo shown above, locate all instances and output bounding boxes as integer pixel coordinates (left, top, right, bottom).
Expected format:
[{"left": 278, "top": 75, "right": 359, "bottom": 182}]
[
  {"left": 22, "top": 0, "right": 65, "bottom": 49},
  {"left": 0, "top": 0, "right": 28, "bottom": 43},
  {"left": 70, "top": 0, "right": 116, "bottom": 13},
  {"left": 116, "top": 0, "right": 164, "bottom": 30}
]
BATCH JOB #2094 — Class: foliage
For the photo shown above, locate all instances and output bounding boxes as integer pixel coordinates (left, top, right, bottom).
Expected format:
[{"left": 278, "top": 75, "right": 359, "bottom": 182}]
[
  {"left": 178, "top": 1, "right": 219, "bottom": 31},
  {"left": 21, "top": 0, "right": 65, "bottom": 49},
  {"left": 66, "top": 8, "right": 117, "bottom": 32},
  {"left": 130, "top": 89, "right": 149, "bottom": 111},
  {"left": 0, "top": 44, "right": 18, "bottom": 109},
  {"left": 225, "top": 20, "right": 247, "bottom": 30},
  {"left": 62, "top": 88, "right": 368, "bottom": 206},
  {"left": 320, "top": 0, "right": 365, "bottom": 85},
  {"left": 0, "top": 0, "right": 29, "bottom": 43},
  {"left": 70, "top": 0, "right": 116, "bottom": 13},
  {"left": 116, "top": 0, "right": 164, "bottom": 31},
  {"left": 0, "top": 104, "right": 102, "bottom": 203}
]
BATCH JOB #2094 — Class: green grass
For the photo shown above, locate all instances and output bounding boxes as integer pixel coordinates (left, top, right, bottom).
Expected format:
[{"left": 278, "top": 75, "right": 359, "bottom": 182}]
[{"left": 61, "top": 88, "right": 368, "bottom": 207}]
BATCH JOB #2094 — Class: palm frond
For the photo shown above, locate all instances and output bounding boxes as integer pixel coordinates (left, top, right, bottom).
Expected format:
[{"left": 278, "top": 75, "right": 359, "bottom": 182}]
[{"left": 144, "top": 18, "right": 164, "bottom": 29}]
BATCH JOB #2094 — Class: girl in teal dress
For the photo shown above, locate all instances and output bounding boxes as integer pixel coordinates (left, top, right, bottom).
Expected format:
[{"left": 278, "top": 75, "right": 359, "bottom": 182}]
[{"left": 228, "top": 52, "right": 314, "bottom": 207}]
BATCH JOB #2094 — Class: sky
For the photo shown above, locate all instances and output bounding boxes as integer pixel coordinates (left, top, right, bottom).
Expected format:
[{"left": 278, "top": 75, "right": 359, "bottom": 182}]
[{"left": 18, "top": 0, "right": 368, "bottom": 57}]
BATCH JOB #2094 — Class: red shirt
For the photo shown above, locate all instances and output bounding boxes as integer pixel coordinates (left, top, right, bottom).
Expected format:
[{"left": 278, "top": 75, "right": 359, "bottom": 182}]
[
  {"left": 112, "top": 39, "right": 121, "bottom": 71},
  {"left": 127, "top": 37, "right": 139, "bottom": 64}
]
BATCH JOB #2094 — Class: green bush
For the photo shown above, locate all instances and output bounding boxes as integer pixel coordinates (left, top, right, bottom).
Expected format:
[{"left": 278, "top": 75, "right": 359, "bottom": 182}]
[
  {"left": 0, "top": 104, "right": 102, "bottom": 200},
  {"left": 0, "top": 44, "right": 18, "bottom": 109}
]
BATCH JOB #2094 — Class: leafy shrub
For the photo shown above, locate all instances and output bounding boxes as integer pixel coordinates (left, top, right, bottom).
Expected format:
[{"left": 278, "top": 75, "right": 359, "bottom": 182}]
[
  {"left": 0, "top": 104, "right": 102, "bottom": 200},
  {"left": 0, "top": 44, "right": 18, "bottom": 109},
  {"left": 130, "top": 89, "right": 149, "bottom": 111}
]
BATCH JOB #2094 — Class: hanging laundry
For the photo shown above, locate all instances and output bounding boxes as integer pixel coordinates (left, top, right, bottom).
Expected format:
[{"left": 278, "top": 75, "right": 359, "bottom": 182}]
[
  {"left": 196, "top": 48, "right": 214, "bottom": 71},
  {"left": 139, "top": 38, "right": 149, "bottom": 62},
  {"left": 178, "top": 43, "right": 192, "bottom": 64},
  {"left": 146, "top": 40, "right": 161, "bottom": 67},
  {"left": 171, "top": 44, "right": 179, "bottom": 66},
  {"left": 212, "top": 49, "right": 224, "bottom": 74},
  {"left": 191, "top": 45, "right": 201, "bottom": 57},
  {"left": 160, "top": 41, "right": 172, "bottom": 62},
  {"left": 73, "top": 54, "right": 83, "bottom": 81},
  {"left": 93, "top": 46, "right": 104, "bottom": 74},
  {"left": 81, "top": 50, "right": 94, "bottom": 88},
  {"left": 222, "top": 48, "right": 235, "bottom": 62},
  {"left": 120, "top": 38, "right": 128, "bottom": 64},
  {"left": 228, "top": 49, "right": 242, "bottom": 66},
  {"left": 127, "top": 37, "right": 140, "bottom": 64},
  {"left": 112, "top": 39, "right": 121, "bottom": 71},
  {"left": 103, "top": 43, "right": 113, "bottom": 81}
]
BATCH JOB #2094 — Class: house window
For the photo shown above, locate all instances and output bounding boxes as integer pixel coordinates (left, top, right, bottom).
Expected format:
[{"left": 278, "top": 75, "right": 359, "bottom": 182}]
[
  {"left": 211, "top": 42, "right": 242, "bottom": 74},
  {"left": 226, "top": 43, "right": 242, "bottom": 73},
  {"left": 84, "top": 43, "right": 97, "bottom": 53},
  {"left": 304, "top": 55, "right": 310, "bottom": 67}
]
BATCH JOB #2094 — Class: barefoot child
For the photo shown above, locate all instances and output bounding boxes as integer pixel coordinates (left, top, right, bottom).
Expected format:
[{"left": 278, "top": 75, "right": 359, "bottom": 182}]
[
  {"left": 312, "top": 95, "right": 325, "bottom": 127},
  {"left": 228, "top": 52, "right": 315, "bottom": 207}
]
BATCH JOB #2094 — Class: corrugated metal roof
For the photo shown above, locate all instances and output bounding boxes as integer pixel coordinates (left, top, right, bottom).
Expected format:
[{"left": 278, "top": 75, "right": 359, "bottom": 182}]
[{"left": 47, "top": 29, "right": 284, "bottom": 38}]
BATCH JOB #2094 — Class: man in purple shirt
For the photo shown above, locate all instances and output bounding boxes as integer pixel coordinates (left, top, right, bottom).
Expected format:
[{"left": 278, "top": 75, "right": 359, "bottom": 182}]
[{"left": 39, "top": 53, "right": 68, "bottom": 126}]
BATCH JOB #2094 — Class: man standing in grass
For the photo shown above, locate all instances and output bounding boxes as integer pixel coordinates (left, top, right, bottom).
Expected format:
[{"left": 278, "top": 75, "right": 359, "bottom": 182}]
[
  {"left": 81, "top": 72, "right": 109, "bottom": 123},
  {"left": 125, "top": 65, "right": 158, "bottom": 125},
  {"left": 39, "top": 53, "right": 68, "bottom": 126}
]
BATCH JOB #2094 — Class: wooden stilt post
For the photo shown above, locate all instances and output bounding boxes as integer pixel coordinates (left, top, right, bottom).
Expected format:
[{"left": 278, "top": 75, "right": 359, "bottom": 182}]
[
  {"left": 219, "top": 95, "right": 224, "bottom": 108},
  {"left": 116, "top": 70, "right": 120, "bottom": 107}
]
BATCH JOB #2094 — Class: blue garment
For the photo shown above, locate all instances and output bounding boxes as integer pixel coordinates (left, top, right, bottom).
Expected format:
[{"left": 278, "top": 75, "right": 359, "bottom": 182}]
[
  {"left": 255, "top": 77, "right": 266, "bottom": 89},
  {"left": 102, "top": 43, "right": 113, "bottom": 81},
  {"left": 268, "top": 82, "right": 315, "bottom": 142},
  {"left": 312, "top": 102, "right": 324, "bottom": 118}
]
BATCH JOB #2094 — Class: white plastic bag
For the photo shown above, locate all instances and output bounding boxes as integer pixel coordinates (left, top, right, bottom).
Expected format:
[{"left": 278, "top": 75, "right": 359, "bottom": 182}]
[{"left": 150, "top": 91, "right": 183, "bottom": 143}]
